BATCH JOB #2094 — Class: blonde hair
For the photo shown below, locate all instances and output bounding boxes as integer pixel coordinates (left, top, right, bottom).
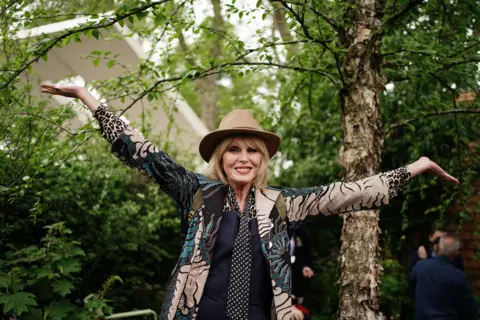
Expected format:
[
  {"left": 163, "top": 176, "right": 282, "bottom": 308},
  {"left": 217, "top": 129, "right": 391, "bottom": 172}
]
[{"left": 204, "top": 135, "right": 270, "bottom": 190}]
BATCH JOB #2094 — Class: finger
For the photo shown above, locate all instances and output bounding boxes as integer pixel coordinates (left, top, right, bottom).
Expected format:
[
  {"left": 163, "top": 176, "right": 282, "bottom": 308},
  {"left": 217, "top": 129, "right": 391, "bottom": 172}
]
[
  {"left": 41, "top": 88, "right": 66, "bottom": 97},
  {"left": 444, "top": 173, "right": 460, "bottom": 185},
  {"left": 41, "top": 89, "right": 60, "bottom": 95},
  {"left": 40, "top": 84, "right": 59, "bottom": 90},
  {"left": 41, "top": 89, "right": 56, "bottom": 95},
  {"left": 41, "top": 83, "right": 64, "bottom": 93}
]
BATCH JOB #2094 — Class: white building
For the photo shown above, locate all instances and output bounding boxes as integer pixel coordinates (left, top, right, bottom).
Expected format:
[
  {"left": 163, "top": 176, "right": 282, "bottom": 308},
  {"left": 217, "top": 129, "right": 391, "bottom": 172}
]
[{"left": 17, "top": 15, "right": 209, "bottom": 164}]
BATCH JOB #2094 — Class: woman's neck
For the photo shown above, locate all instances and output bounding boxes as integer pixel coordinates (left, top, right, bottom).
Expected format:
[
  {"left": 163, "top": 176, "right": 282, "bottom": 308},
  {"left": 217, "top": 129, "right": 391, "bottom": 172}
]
[{"left": 231, "top": 182, "right": 252, "bottom": 212}]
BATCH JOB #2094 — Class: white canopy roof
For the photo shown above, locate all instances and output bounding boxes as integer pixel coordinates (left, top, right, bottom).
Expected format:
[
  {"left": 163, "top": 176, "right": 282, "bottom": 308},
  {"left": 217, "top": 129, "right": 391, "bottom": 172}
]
[{"left": 18, "top": 15, "right": 209, "bottom": 161}]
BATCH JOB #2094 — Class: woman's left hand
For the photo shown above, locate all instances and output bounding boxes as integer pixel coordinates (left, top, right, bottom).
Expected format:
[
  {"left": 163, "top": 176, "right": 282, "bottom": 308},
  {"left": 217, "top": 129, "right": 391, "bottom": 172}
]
[
  {"left": 291, "top": 305, "right": 304, "bottom": 320},
  {"left": 407, "top": 157, "right": 459, "bottom": 184}
]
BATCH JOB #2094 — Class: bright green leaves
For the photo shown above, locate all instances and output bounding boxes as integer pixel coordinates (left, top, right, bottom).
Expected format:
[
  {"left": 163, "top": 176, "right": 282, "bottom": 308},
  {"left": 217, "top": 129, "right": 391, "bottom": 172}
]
[
  {"left": 0, "top": 292, "right": 37, "bottom": 316},
  {"left": 88, "top": 49, "right": 121, "bottom": 68}
]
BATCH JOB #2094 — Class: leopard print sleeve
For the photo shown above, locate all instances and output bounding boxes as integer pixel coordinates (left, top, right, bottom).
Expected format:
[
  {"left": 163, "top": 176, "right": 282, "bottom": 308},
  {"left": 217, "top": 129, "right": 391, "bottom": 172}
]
[
  {"left": 93, "top": 104, "right": 200, "bottom": 216},
  {"left": 282, "top": 167, "right": 411, "bottom": 222}
]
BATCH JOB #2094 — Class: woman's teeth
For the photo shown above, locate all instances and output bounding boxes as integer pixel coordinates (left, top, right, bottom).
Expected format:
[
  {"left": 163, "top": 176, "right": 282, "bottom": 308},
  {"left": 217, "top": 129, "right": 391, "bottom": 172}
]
[{"left": 236, "top": 168, "right": 251, "bottom": 174}]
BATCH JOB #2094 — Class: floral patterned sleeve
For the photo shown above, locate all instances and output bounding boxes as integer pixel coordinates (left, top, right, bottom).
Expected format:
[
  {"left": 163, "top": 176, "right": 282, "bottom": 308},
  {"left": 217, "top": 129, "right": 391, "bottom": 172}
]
[
  {"left": 282, "top": 167, "right": 411, "bottom": 222},
  {"left": 93, "top": 104, "right": 200, "bottom": 217}
]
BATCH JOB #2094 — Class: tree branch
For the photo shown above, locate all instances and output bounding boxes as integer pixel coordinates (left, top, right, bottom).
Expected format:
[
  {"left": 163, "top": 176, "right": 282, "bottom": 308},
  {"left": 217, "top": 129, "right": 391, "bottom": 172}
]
[
  {"left": 307, "top": 3, "right": 344, "bottom": 36},
  {"left": 383, "top": 49, "right": 435, "bottom": 57},
  {"left": 447, "top": 40, "right": 480, "bottom": 58},
  {"left": 273, "top": 0, "right": 330, "bottom": 48},
  {"left": 0, "top": 0, "right": 18, "bottom": 18},
  {"left": 7, "top": 112, "right": 91, "bottom": 136},
  {"left": 0, "top": 0, "right": 172, "bottom": 91},
  {"left": 382, "top": 0, "right": 424, "bottom": 29},
  {"left": 387, "top": 108, "right": 480, "bottom": 131},
  {"left": 119, "top": 60, "right": 337, "bottom": 116},
  {"left": 437, "top": 58, "right": 480, "bottom": 71}
]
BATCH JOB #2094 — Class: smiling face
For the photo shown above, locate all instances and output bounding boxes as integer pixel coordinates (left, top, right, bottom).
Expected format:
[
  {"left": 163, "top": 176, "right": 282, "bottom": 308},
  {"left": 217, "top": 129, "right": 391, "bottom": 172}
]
[{"left": 222, "top": 137, "right": 263, "bottom": 189}]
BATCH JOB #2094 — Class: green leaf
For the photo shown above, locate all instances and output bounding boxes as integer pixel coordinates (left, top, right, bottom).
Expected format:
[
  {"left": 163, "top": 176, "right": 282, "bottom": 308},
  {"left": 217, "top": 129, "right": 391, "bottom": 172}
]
[
  {"left": 52, "top": 280, "right": 74, "bottom": 297},
  {"left": 0, "top": 292, "right": 37, "bottom": 315},
  {"left": 93, "top": 58, "right": 100, "bottom": 67},
  {"left": 35, "top": 267, "right": 52, "bottom": 279},
  {"left": 47, "top": 300, "right": 74, "bottom": 319},
  {"left": 0, "top": 274, "right": 9, "bottom": 288},
  {"left": 136, "top": 11, "right": 148, "bottom": 20},
  {"left": 24, "top": 306, "right": 43, "bottom": 320},
  {"left": 58, "top": 259, "right": 81, "bottom": 275},
  {"left": 92, "top": 29, "right": 100, "bottom": 40},
  {"left": 107, "top": 60, "right": 116, "bottom": 68}
]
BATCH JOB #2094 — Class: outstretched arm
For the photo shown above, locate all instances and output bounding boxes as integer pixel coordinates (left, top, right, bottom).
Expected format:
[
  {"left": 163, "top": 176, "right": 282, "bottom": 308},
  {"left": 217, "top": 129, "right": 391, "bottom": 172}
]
[
  {"left": 40, "top": 84, "right": 200, "bottom": 215},
  {"left": 283, "top": 157, "right": 458, "bottom": 222}
]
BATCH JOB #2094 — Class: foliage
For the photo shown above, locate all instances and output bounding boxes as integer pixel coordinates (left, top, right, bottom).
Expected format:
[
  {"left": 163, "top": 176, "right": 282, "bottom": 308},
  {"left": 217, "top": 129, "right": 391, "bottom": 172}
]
[
  {"left": 0, "top": 85, "right": 181, "bottom": 318},
  {"left": 0, "top": 221, "right": 109, "bottom": 319},
  {"left": 1, "top": 0, "right": 479, "bottom": 318}
]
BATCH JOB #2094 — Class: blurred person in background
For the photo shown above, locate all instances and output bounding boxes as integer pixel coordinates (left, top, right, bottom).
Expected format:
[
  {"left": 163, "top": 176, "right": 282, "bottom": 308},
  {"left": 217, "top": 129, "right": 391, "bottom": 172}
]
[
  {"left": 291, "top": 225, "right": 314, "bottom": 305},
  {"left": 409, "top": 234, "right": 477, "bottom": 320},
  {"left": 409, "top": 226, "right": 464, "bottom": 273}
]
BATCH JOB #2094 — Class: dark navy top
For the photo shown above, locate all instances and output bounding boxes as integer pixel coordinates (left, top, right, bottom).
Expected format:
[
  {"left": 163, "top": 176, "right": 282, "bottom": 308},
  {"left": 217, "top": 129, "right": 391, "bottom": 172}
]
[
  {"left": 196, "top": 211, "right": 273, "bottom": 320},
  {"left": 409, "top": 256, "right": 478, "bottom": 320}
]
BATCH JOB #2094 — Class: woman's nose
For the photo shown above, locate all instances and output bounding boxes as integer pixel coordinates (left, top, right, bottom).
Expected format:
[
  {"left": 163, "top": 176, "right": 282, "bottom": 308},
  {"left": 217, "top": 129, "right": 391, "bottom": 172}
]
[{"left": 239, "top": 151, "right": 249, "bottom": 162}]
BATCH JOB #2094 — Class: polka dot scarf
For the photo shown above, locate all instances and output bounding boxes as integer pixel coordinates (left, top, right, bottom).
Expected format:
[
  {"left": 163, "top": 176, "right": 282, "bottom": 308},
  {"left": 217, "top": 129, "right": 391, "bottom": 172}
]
[{"left": 226, "top": 186, "right": 255, "bottom": 320}]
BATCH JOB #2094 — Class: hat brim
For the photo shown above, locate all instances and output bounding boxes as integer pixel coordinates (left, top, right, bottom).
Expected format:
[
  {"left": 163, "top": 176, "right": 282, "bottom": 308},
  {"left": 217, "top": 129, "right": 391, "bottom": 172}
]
[{"left": 199, "top": 128, "right": 281, "bottom": 162}]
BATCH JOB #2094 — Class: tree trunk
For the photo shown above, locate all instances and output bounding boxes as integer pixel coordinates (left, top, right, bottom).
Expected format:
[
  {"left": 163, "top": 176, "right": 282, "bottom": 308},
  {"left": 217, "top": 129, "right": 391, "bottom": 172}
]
[
  {"left": 176, "top": 0, "right": 223, "bottom": 131},
  {"left": 199, "top": 0, "right": 224, "bottom": 130},
  {"left": 269, "top": 0, "right": 293, "bottom": 43},
  {"left": 337, "top": 0, "right": 385, "bottom": 319}
]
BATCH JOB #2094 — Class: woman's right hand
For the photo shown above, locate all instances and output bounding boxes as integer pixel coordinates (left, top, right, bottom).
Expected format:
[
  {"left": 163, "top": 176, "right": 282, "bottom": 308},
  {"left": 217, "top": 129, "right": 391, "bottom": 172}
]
[
  {"left": 40, "top": 84, "right": 101, "bottom": 113},
  {"left": 40, "top": 83, "right": 87, "bottom": 99}
]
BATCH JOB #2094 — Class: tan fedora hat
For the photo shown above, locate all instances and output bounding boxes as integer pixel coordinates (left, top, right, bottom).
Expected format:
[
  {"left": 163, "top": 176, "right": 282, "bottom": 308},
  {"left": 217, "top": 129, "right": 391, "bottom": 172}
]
[{"left": 199, "top": 109, "right": 281, "bottom": 162}]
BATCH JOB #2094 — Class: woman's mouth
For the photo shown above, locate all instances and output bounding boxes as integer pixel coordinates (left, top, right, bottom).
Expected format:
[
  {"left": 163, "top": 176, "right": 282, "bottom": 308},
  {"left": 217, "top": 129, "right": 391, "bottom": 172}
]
[{"left": 235, "top": 167, "right": 252, "bottom": 174}]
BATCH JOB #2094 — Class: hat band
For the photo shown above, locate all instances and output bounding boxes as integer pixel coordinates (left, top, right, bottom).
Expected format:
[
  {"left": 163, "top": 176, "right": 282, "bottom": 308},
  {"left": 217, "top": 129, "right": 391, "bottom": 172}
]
[{"left": 220, "top": 126, "right": 262, "bottom": 131}]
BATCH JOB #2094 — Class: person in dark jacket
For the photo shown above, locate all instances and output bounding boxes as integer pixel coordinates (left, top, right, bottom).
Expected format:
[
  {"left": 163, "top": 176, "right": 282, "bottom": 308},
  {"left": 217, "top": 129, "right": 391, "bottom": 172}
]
[
  {"left": 409, "top": 227, "right": 464, "bottom": 274},
  {"left": 409, "top": 234, "right": 478, "bottom": 320},
  {"left": 291, "top": 226, "right": 314, "bottom": 305}
]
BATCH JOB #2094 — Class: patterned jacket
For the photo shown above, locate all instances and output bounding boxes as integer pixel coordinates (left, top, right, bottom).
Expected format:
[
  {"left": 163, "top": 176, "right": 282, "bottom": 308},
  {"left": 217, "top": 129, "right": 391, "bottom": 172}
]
[{"left": 93, "top": 105, "right": 411, "bottom": 320}]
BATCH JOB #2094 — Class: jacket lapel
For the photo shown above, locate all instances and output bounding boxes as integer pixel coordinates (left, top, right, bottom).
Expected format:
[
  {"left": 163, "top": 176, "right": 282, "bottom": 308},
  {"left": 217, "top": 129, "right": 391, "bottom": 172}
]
[
  {"left": 257, "top": 188, "right": 293, "bottom": 320},
  {"left": 201, "top": 184, "right": 226, "bottom": 261},
  {"left": 255, "top": 188, "right": 281, "bottom": 257}
]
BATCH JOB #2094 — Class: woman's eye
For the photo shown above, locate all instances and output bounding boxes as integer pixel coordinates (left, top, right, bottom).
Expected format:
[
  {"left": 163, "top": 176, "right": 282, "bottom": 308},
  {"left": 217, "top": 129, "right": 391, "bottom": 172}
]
[
  {"left": 229, "top": 147, "right": 239, "bottom": 152},
  {"left": 248, "top": 148, "right": 257, "bottom": 153}
]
